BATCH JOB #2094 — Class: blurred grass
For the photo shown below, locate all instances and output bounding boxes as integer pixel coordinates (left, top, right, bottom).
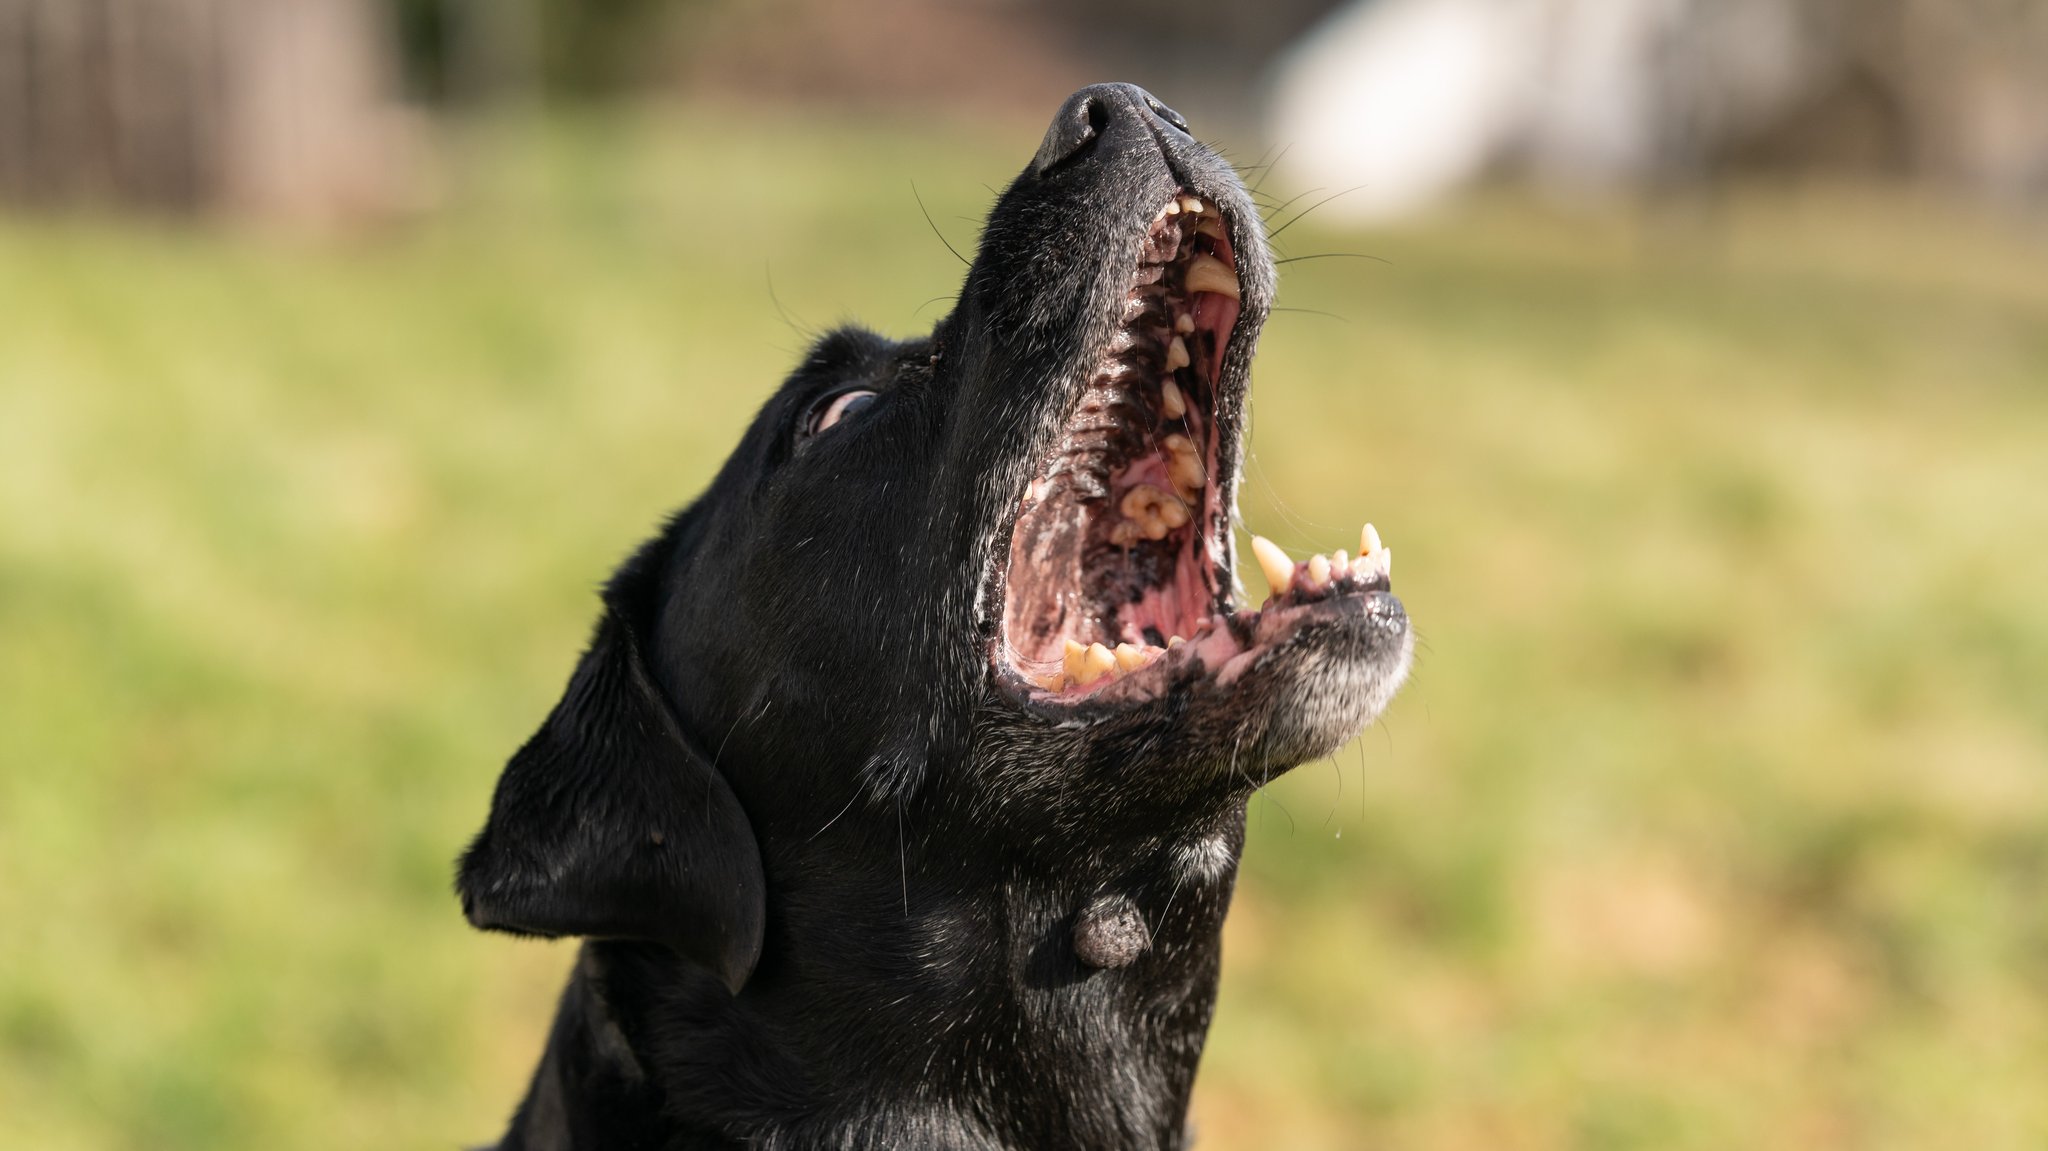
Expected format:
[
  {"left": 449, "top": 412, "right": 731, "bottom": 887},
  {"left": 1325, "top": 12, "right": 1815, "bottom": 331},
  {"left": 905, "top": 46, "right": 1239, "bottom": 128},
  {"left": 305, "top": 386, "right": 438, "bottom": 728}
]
[{"left": 3, "top": 108, "right": 2046, "bottom": 1150}]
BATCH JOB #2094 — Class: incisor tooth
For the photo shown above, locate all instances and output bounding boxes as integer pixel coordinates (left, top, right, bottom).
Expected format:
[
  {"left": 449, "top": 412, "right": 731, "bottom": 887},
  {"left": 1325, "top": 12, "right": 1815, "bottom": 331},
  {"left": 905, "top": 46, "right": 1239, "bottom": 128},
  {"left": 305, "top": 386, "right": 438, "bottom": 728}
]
[
  {"left": 1332, "top": 549, "right": 1350, "bottom": 578},
  {"left": 1165, "top": 337, "right": 1190, "bottom": 371},
  {"left": 1160, "top": 379, "right": 1187, "bottom": 419},
  {"left": 1307, "top": 553, "right": 1331, "bottom": 588},
  {"left": 1184, "top": 254, "right": 1239, "bottom": 299},
  {"left": 1079, "top": 642, "right": 1117, "bottom": 685},
  {"left": 1362, "top": 523, "right": 1384, "bottom": 556},
  {"left": 1381, "top": 547, "right": 1393, "bottom": 576},
  {"left": 1161, "top": 199, "right": 1180, "bottom": 216},
  {"left": 1251, "top": 535, "right": 1294, "bottom": 596},
  {"left": 1113, "top": 643, "right": 1149, "bottom": 673},
  {"left": 1180, "top": 196, "right": 1204, "bottom": 215}
]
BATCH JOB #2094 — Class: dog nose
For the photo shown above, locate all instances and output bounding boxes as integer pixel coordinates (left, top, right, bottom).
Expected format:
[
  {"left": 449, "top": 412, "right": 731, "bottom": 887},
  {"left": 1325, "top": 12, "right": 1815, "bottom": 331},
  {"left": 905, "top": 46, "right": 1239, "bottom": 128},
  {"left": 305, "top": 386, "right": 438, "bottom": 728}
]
[{"left": 1032, "top": 83, "right": 1192, "bottom": 175}]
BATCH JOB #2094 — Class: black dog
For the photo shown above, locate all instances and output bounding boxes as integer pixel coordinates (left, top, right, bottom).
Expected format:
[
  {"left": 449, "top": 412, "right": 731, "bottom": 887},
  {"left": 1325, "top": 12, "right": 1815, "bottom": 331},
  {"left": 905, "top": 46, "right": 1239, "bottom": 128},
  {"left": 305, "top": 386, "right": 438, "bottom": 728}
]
[{"left": 458, "top": 83, "right": 1412, "bottom": 1150}]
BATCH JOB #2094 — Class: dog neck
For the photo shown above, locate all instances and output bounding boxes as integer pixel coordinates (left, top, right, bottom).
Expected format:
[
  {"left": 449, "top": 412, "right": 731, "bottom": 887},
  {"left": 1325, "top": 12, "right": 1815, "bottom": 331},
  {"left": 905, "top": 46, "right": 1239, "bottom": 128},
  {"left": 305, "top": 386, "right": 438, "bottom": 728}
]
[{"left": 499, "top": 809, "right": 1248, "bottom": 1151}]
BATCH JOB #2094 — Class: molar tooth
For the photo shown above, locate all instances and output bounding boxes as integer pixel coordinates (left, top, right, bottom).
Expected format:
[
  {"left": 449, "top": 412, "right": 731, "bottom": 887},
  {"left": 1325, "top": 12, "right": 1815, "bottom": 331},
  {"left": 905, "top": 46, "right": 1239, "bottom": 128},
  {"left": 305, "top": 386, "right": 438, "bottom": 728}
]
[
  {"left": 1174, "top": 313, "right": 1195, "bottom": 334},
  {"left": 1079, "top": 642, "right": 1117, "bottom": 685},
  {"left": 1251, "top": 536, "right": 1295, "bottom": 596},
  {"left": 1113, "top": 643, "right": 1149, "bottom": 673},
  {"left": 1165, "top": 336, "right": 1190, "bottom": 371},
  {"left": 1184, "top": 255, "right": 1239, "bottom": 299},
  {"left": 1306, "top": 553, "right": 1331, "bottom": 588},
  {"left": 1160, "top": 379, "right": 1187, "bottom": 419},
  {"left": 1063, "top": 640, "right": 1089, "bottom": 686},
  {"left": 1158, "top": 498, "right": 1190, "bottom": 529}
]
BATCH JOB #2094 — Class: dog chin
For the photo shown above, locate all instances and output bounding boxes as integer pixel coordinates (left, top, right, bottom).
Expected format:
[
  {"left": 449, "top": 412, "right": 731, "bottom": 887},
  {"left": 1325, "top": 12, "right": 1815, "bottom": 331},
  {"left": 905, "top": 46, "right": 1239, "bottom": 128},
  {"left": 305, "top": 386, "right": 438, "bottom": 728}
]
[{"left": 1201, "top": 590, "right": 1414, "bottom": 776}]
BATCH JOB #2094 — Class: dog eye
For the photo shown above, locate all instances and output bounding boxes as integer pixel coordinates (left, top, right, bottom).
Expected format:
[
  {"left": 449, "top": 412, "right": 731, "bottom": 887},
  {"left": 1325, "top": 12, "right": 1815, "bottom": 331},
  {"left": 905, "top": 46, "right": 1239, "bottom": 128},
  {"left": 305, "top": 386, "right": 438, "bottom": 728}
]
[{"left": 806, "top": 389, "right": 877, "bottom": 436}]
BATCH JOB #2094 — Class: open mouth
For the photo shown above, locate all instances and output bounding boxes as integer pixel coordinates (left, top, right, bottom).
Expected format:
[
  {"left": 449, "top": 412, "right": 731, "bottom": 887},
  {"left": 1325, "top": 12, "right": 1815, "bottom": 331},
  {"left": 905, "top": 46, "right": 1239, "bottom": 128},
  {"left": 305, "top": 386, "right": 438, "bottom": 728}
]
[{"left": 992, "top": 192, "right": 1398, "bottom": 707}]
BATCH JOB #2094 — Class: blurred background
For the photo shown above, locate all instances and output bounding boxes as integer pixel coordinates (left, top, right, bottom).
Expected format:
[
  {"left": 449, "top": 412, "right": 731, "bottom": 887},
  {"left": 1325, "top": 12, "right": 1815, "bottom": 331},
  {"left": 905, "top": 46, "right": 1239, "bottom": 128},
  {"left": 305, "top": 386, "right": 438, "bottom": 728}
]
[{"left": 2, "top": 1, "right": 2045, "bottom": 1147}]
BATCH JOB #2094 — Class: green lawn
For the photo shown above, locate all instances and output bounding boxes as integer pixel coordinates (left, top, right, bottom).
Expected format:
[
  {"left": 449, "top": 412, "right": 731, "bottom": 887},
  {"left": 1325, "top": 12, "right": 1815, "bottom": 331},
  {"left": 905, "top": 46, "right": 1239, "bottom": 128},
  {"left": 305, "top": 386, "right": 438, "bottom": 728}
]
[{"left": 3, "top": 109, "right": 2046, "bottom": 1150}]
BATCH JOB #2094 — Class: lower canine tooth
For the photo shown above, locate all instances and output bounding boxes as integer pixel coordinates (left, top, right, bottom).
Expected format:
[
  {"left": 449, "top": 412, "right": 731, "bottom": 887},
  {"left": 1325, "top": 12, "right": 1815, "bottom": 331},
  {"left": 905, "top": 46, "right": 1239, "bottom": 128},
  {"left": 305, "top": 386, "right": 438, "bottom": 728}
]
[
  {"left": 1185, "top": 254, "right": 1239, "bottom": 300},
  {"left": 1251, "top": 535, "right": 1295, "bottom": 596}
]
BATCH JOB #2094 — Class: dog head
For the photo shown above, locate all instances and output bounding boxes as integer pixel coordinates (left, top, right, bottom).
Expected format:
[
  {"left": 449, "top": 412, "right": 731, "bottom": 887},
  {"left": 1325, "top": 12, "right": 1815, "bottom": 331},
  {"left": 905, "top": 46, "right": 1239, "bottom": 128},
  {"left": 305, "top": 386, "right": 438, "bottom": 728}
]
[{"left": 458, "top": 84, "right": 1411, "bottom": 1000}]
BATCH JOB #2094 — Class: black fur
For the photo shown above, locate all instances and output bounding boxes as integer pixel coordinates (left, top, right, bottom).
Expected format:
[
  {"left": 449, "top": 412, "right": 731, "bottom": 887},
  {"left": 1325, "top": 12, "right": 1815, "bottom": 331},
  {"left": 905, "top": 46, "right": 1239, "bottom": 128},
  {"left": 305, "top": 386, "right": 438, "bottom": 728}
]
[{"left": 459, "top": 84, "right": 1411, "bottom": 1150}]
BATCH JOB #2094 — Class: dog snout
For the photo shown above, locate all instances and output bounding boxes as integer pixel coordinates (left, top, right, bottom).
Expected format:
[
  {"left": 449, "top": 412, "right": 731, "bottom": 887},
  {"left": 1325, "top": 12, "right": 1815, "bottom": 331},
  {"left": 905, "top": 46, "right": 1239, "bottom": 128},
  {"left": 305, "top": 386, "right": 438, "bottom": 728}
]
[{"left": 1031, "top": 83, "right": 1192, "bottom": 176}]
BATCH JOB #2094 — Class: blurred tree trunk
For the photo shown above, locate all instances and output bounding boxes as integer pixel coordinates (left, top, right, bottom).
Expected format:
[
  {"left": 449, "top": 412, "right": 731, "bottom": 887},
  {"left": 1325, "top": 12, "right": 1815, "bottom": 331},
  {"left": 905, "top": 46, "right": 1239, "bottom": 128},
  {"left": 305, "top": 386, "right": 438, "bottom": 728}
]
[{"left": 0, "top": 0, "right": 418, "bottom": 225}]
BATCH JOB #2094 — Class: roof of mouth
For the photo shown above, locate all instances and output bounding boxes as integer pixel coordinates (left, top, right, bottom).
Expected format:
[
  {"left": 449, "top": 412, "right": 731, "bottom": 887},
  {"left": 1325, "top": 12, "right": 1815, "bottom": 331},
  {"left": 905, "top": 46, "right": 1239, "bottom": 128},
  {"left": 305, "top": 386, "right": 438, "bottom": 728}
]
[{"left": 998, "top": 192, "right": 1244, "bottom": 699}]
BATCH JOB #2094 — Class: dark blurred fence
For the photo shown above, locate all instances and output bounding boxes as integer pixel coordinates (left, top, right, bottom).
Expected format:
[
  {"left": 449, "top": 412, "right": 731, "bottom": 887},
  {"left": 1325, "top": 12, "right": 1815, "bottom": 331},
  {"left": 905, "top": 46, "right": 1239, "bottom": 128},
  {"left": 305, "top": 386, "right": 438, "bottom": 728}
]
[{"left": 0, "top": 0, "right": 414, "bottom": 223}]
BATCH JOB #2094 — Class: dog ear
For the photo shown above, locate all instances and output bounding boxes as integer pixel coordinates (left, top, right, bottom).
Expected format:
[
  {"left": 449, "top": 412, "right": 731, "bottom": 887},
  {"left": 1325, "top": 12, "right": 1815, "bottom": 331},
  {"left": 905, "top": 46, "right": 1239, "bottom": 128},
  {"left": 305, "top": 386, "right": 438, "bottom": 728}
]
[{"left": 457, "top": 605, "right": 765, "bottom": 993}]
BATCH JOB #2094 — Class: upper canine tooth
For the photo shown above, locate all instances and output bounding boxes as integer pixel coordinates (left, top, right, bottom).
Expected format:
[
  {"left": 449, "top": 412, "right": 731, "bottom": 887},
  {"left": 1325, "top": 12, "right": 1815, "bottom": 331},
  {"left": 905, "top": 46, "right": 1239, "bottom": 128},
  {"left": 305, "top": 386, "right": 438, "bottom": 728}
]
[
  {"left": 1166, "top": 337, "right": 1190, "bottom": 371},
  {"left": 1079, "top": 642, "right": 1117, "bottom": 685},
  {"left": 1185, "top": 255, "right": 1239, "bottom": 299},
  {"left": 1160, "top": 379, "right": 1187, "bottom": 419},
  {"left": 1306, "top": 553, "right": 1331, "bottom": 588},
  {"left": 1362, "top": 522, "right": 1384, "bottom": 556},
  {"left": 1174, "top": 313, "right": 1195, "bottom": 334},
  {"left": 1251, "top": 535, "right": 1295, "bottom": 596}
]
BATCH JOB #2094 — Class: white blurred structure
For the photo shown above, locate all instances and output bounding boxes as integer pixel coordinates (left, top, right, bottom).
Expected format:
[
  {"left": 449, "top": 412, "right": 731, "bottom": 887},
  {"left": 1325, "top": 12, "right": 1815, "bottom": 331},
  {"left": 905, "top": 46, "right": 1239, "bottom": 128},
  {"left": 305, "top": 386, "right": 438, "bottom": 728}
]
[{"left": 1270, "top": 0, "right": 2048, "bottom": 220}]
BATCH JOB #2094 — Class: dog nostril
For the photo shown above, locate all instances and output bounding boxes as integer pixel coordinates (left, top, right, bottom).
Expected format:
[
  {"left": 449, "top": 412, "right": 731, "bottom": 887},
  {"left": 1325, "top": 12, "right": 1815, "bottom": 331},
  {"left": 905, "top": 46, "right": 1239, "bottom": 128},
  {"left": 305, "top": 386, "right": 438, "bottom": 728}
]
[
  {"left": 1034, "top": 89, "right": 1109, "bottom": 175},
  {"left": 1144, "top": 94, "right": 1190, "bottom": 135}
]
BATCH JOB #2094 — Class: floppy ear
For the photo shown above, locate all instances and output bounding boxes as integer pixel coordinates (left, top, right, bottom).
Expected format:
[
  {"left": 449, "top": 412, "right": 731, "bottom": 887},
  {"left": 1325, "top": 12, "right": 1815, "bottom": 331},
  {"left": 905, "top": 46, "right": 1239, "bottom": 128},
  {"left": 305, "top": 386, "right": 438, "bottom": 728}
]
[{"left": 457, "top": 607, "right": 765, "bottom": 993}]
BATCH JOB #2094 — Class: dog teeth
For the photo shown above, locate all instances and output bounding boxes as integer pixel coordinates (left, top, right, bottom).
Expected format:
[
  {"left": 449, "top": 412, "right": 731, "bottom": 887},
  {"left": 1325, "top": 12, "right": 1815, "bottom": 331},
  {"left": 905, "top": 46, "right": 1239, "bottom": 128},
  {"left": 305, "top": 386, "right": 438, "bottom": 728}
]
[
  {"left": 1161, "top": 199, "right": 1180, "bottom": 216},
  {"left": 1251, "top": 535, "right": 1294, "bottom": 596},
  {"left": 1174, "top": 313, "right": 1195, "bottom": 335},
  {"left": 1353, "top": 524, "right": 1392, "bottom": 580},
  {"left": 1120, "top": 483, "right": 1187, "bottom": 541},
  {"left": 1160, "top": 379, "right": 1187, "bottom": 419},
  {"left": 1184, "top": 255, "right": 1239, "bottom": 300},
  {"left": 1180, "top": 196, "right": 1205, "bottom": 215},
  {"left": 1306, "top": 553, "right": 1331, "bottom": 589},
  {"left": 1165, "top": 336, "right": 1190, "bottom": 372},
  {"left": 1113, "top": 643, "right": 1151, "bottom": 674},
  {"left": 1331, "top": 549, "right": 1350, "bottom": 578},
  {"left": 1161, "top": 433, "right": 1204, "bottom": 497}
]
